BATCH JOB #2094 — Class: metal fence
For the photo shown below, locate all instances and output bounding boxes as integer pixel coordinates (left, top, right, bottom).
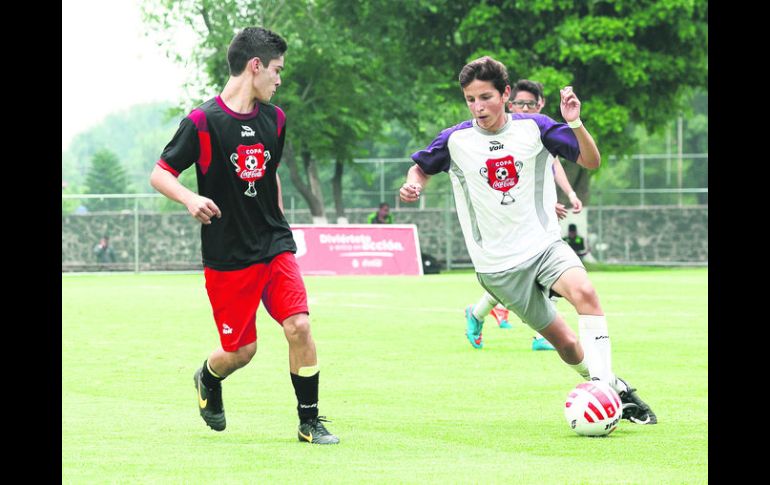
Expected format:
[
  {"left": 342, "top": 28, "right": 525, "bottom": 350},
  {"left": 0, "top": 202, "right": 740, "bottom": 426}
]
[
  {"left": 62, "top": 194, "right": 707, "bottom": 272},
  {"left": 62, "top": 152, "right": 707, "bottom": 271}
]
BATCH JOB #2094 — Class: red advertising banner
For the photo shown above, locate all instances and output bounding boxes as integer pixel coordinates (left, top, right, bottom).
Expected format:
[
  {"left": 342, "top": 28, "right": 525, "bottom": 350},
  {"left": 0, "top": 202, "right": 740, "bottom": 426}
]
[{"left": 290, "top": 224, "right": 424, "bottom": 276}]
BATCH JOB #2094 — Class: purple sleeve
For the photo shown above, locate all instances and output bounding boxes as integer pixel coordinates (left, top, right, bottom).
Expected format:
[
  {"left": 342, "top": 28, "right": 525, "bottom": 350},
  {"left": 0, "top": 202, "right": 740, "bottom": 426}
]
[
  {"left": 518, "top": 114, "right": 581, "bottom": 163},
  {"left": 410, "top": 121, "right": 473, "bottom": 174}
]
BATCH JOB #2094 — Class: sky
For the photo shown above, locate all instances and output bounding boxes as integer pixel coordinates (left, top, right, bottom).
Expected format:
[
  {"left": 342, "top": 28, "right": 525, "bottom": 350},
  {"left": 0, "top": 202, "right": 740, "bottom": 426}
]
[{"left": 62, "top": 0, "right": 193, "bottom": 151}]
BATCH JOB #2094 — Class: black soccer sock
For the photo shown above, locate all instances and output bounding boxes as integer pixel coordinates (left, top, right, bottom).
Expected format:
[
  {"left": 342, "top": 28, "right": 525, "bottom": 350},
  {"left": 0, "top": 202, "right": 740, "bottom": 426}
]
[
  {"left": 201, "top": 359, "right": 224, "bottom": 388},
  {"left": 290, "top": 371, "right": 319, "bottom": 422}
]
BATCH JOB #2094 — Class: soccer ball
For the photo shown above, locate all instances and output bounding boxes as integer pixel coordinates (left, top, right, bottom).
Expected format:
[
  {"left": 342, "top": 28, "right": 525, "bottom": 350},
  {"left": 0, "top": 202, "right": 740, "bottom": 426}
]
[
  {"left": 564, "top": 380, "right": 622, "bottom": 437},
  {"left": 245, "top": 155, "right": 258, "bottom": 170},
  {"left": 495, "top": 167, "right": 509, "bottom": 180}
]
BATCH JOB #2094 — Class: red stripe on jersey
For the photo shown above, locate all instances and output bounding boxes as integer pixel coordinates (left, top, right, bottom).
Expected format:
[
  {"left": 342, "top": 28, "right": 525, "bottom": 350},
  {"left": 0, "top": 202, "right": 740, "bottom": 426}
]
[
  {"left": 156, "top": 159, "right": 180, "bottom": 177},
  {"left": 188, "top": 108, "right": 208, "bottom": 131},
  {"left": 198, "top": 131, "right": 212, "bottom": 175},
  {"left": 275, "top": 105, "right": 286, "bottom": 137}
]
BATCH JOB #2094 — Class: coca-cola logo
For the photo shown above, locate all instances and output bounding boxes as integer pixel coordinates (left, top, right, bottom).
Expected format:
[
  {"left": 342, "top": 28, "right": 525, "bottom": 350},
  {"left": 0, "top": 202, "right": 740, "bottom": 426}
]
[
  {"left": 492, "top": 179, "right": 516, "bottom": 190},
  {"left": 239, "top": 169, "right": 264, "bottom": 179}
]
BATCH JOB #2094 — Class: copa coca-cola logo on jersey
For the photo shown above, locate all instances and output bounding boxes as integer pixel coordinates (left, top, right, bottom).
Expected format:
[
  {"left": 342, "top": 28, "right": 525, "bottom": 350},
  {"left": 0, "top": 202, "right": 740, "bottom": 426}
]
[
  {"left": 485, "top": 155, "right": 518, "bottom": 192},
  {"left": 229, "top": 143, "right": 271, "bottom": 197}
]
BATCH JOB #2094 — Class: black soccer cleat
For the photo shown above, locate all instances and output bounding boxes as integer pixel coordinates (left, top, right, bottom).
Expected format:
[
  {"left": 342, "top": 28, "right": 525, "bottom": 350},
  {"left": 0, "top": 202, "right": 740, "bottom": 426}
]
[
  {"left": 616, "top": 377, "right": 657, "bottom": 425},
  {"left": 297, "top": 416, "right": 340, "bottom": 444},
  {"left": 194, "top": 367, "right": 226, "bottom": 431}
]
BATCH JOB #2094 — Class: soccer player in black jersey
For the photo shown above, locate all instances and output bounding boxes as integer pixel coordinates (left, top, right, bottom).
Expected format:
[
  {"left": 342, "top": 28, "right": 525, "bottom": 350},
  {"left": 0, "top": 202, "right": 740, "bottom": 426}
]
[{"left": 150, "top": 27, "right": 339, "bottom": 444}]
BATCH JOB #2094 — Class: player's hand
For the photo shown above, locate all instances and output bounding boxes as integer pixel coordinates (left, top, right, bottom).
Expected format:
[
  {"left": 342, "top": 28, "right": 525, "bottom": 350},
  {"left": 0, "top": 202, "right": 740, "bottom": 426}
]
[
  {"left": 569, "top": 192, "right": 583, "bottom": 213},
  {"left": 400, "top": 182, "right": 422, "bottom": 203},
  {"left": 186, "top": 195, "right": 222, "bottom": 225},
  {"left": 560, "top": 86, "right": 581, "bottom": 124},
  {"left": 555, "top": 202, "right": 568, "bottom": 220}
]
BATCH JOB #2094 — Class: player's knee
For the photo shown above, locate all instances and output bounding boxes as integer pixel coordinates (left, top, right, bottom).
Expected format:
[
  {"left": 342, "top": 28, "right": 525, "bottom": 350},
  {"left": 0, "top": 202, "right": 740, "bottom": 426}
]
[
  {"left": 232, "top": 343, "right": 257, "bottom": 366},
  {"left": 571, "top": 281, "right": 599, "bottom": 306},
  {"left": 283, "top": 313, "right": 311, "bottom": 340}
]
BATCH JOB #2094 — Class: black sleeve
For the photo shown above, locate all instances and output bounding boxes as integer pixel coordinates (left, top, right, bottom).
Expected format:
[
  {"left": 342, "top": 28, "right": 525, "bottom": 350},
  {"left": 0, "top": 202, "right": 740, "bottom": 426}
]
[{"left": 159, "top": 118, "right": 200, "bottom": 174}]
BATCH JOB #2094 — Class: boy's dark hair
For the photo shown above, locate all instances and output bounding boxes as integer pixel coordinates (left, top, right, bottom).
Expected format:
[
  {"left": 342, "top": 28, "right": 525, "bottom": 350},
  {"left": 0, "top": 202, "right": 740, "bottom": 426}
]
[
  {"left": 458, "top": 56, "right": 509, "bottom": 95},
  {"left": 511, "top": 79, "right": 544, "bottom": 102},
  {"left": 227, "top": 27, "right": 287, "bottom": 76}
]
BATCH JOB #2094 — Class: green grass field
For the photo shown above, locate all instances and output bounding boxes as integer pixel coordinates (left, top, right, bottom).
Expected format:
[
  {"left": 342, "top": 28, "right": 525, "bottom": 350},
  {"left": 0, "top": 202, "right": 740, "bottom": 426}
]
[{"left": 62, "top": 268, "right": 707, "bottom": 484}]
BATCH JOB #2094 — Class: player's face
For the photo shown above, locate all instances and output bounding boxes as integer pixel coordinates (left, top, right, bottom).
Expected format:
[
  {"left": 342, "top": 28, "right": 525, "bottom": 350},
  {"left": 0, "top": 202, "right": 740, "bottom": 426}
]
[
  {"left": 462, "top": 80, "right": 510, "bottom": 132},
  {"left": 508, "top": 91, "right": 542, "bottom": 114},
  {"left": 253, "top": 56, "right": 284, "bottom": 103}
]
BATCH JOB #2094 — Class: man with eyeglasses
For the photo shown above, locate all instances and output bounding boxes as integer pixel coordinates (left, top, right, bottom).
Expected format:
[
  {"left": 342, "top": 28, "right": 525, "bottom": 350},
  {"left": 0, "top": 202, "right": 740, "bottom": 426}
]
[{"left": 463, "top": 79, "right": 584, "bottom": 352}]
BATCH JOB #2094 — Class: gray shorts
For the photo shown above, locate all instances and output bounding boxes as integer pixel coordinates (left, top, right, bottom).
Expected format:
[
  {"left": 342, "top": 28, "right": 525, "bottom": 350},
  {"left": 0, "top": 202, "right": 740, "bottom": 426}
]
[{"left": 476, "top": 240, "right": 584, "bottom": 331}]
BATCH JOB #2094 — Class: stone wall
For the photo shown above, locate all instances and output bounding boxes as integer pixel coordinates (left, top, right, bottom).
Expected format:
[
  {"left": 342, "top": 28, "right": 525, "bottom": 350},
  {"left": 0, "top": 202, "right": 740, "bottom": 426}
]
[
  {"left": 589, "top": 206, "right": 708, "bottom": 264},
  {"left": 62, "top": 206, "right": 707, "bottom": 271}
]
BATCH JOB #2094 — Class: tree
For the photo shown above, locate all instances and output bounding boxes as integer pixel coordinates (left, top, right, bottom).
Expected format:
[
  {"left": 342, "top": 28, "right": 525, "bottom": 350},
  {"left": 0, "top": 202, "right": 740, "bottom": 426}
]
[
  {"left": 142, "top": 0, "right": 707, "bottom": 210},
  {"left": 62, "top": 102, "right": 180, "bottom": 192},
  {"left": 84, "top": 149, "right": 133, "bottom": 211},
  {"left": 455, "top": 0, "right": 708, "bottom": 203},
  {"left": 328, "top": 0, "right": 708, "bottom": 204},
  {"left": 142, "top": 0, "right": 413, "bottom": 222}
]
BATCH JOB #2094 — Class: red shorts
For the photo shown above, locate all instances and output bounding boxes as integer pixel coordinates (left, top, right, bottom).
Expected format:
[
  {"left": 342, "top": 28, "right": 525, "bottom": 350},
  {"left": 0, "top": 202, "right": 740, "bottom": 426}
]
[{"left": 204, "top": 252, "right": 308, "bottom": 352}]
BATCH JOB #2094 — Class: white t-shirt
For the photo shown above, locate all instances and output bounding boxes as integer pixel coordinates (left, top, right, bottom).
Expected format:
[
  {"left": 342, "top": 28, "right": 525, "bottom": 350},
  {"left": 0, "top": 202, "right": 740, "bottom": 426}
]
[{"left": 411, "top": 113, "right": 581, "bottom": 273}]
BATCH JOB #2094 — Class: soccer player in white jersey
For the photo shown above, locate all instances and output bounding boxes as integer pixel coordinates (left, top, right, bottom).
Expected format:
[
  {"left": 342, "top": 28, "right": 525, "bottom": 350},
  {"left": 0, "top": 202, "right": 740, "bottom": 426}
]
[
  {"left": 465, "top": 79, "right": 584, "bottom": 352},
  {"left": 399, "top": 56, "right": 656, "bottom": 425}
]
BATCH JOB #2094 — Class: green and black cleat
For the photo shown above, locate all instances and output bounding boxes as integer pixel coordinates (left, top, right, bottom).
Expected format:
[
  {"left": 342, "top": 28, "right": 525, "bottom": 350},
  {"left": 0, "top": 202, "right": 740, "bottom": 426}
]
[
  {"left": 194, "top": 367, "right": 226, "bottom": 431},
  {"left": 617, "top": 377, "right": 657, "bottom": 425},
  {"left": 297, "top": 416, "right": 340, "bottom": 444}
]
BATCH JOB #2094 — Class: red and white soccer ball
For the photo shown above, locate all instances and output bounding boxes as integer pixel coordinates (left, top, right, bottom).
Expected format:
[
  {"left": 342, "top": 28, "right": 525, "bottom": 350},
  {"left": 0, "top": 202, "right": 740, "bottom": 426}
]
[{"left": 564, "top": 380, "right": 622, "bottom": 437}]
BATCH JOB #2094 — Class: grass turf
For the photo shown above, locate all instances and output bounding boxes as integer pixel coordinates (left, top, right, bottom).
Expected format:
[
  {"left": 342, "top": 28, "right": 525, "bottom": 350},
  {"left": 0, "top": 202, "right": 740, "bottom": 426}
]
[{"left": 62, "top": 268, "right": 707, "bottom": 484}]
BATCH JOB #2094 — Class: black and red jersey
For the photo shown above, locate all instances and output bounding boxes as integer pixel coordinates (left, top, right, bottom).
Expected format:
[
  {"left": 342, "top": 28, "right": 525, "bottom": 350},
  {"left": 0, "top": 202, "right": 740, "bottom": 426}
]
[{"left": 157, "top": 96, "right": 296, "bottom": 270}]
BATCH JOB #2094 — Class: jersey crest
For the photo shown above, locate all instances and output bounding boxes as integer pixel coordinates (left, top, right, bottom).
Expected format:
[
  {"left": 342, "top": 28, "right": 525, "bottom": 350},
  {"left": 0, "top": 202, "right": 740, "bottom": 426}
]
[
  {"left": 229, "top": 143, "right": 271, "bottom": 197},
  {"left": 480, "top": 155, "right": 521, "bottom": 205}
]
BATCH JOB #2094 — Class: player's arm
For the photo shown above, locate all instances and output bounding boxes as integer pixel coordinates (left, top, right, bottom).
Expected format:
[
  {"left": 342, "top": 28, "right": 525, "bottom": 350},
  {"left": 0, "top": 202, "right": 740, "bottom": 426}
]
[
  {"left": 150, "top": 165, "right": 221, "bottom": 225},
  {"left": 553, "top": 158, "right": 583, "bottom": 213},
  {"left": 277, "top": 173, "right": 284, "bottom": 213},
  {"left": 400, "top": 164, "right": 431, "bottom": 203},
  {"left": 559, "top": 86, "right": 600, "bottom": 169}
]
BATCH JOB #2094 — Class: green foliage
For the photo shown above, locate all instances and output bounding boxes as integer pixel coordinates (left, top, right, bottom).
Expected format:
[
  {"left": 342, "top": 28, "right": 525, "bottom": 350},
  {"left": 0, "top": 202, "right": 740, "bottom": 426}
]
[
  {"left": 61, "top": 180, "right": 87, "bottom": 216},
  {"left": 62, "top": 102, "right": 180, "bottom": 192},
  {"left": 84, "top": 149, "right": 133, "bottom": 211},
  {"left": 461, "top": 0, "right": 708, "bottom": 155},
  {"left": 140, "top": 0, "right": 707, "bottom": 210},
  {"left": 591, "top": 87, "right": 707, "bottom": 205}
]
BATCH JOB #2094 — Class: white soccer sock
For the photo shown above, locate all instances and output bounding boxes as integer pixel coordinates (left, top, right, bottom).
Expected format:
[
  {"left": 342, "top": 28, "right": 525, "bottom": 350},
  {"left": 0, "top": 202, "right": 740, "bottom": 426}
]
[
  {"left": 534, "top": 331, "right": 544, "bottom": 339},
  {"left": 568, "top": 358, "right": 591, "bottom": 381},
  {"left": 578, "top": 315, "right": 617, "bottom": 387},
  {"left": 472, "top": 292, "right": 498, "bottom": 321}
]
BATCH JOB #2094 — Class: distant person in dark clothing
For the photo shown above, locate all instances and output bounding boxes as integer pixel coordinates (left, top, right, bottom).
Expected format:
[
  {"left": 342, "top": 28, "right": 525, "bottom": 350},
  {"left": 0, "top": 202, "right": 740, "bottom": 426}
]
[
  {"left": 367, "top": 202, "right": 393, "bottom": 224},
  {"left": 94, "top": 235, "right": 116, "bottom": 263},
  {"left": 564, "top": 224, "right": 589, "bottom": 259}
]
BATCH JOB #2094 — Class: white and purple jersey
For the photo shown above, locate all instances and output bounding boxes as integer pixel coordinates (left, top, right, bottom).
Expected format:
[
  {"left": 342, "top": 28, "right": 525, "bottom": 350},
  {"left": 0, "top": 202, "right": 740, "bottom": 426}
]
[{"left": 411, "top": 113, "right": 581, "bottom": 273}]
